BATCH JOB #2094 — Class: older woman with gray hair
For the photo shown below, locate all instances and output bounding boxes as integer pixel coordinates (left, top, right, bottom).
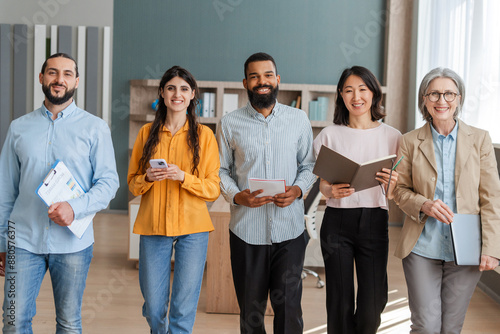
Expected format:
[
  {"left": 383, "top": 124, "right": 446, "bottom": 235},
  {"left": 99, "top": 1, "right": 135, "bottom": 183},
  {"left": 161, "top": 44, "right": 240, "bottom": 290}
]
[{"left": 393, "top": 67, "right": 500, "bottom": 333}]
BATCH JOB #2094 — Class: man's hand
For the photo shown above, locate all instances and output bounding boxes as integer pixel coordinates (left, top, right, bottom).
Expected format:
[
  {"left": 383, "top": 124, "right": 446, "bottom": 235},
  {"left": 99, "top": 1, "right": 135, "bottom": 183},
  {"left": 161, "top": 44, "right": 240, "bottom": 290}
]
[
  {"left": 479, "top": 255, "right": 499, "bottom": 271},
  {"left": 273, "top": 185, "right": 302, "bottom": 208},
  {"left": 48, "top": 201, "right": 75, "bottom": 226},
  {"left": 0, "top": 252, "right": 5, "bottom": 277},
  {"left": 421, "top": 199, "right": 454, "bottom": 224},
  {"left": 234, "top": 189, "right": 274, "bottom": 208}
]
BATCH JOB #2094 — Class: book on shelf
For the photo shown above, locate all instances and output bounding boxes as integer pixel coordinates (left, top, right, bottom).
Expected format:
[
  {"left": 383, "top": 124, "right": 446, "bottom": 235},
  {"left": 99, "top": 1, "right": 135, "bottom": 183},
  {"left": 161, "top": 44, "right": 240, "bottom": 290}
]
[
  {"left": 296, "top": 95, "right": 301, "bottom": 109},
  {"left": 195, "top": 100, "right": 203, "bottom": 117},
  {"left": 209, "top": 92, "right": 216, "bottom": 117},
  {"left": 313, "top": 145, "right": 396, "bottom": 192},
  {"left": 202, "top": 92, "right": 211, "bottom": 118},
  {"left": 223, "top": 93, "right": 238, "bottom": 116},
  {"left": 309, "top": 100, "right": 318, "bottom": 121},
  {"left": 317, "top": 96, "right": 329, "bottom": 121}
]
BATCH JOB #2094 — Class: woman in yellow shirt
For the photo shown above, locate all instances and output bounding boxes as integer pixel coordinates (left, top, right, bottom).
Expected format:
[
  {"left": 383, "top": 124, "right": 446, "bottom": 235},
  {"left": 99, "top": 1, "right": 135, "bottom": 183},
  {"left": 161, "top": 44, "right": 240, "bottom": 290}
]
[{"left": 128, "top": 66, "right": 220, "bottom": 334}]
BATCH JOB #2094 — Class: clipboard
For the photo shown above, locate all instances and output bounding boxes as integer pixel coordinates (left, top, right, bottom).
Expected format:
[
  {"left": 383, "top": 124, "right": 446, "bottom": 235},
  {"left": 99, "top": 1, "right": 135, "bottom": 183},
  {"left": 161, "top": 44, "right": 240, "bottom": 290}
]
[
  {"left": 449, "top": 214, "right": 482, "bottom": 265},
  {"left": 36, "top": 160, "right": 95, "bottom": 239}
]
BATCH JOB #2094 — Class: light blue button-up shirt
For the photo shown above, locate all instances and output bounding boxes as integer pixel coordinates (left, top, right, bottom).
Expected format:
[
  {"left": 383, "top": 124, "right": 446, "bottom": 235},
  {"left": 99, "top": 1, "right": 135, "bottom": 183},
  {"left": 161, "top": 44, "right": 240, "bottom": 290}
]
[
  {"left": 413, "top": 122, "right": 458, "bottom": 261},
  {"left": 217, "top": 102, "right": 316, "bottom": 245},
  {"left": 0, "top": 102, "right": 119, "bottom": 254}
]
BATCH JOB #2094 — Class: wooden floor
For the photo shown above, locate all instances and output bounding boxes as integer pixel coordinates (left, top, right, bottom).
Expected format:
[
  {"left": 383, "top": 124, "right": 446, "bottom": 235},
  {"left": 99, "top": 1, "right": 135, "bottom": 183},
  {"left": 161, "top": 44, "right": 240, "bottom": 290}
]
[{"left": 1, "top": 212, "right": 500, "bottom": 333}]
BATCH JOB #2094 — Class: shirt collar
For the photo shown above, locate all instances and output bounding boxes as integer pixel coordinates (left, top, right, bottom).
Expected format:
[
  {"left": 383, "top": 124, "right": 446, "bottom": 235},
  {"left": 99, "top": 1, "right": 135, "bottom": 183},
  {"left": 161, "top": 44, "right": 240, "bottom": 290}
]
[
  {"left": 431, "top": 121, "right": 458, "bottom": 141},
  {"left": 245, "top": 100, "right": 281, "bottom": 119},
  {"left": 161, "top": 119, "right": 190, "bottom": 133},
  {"left": 41, "top": 100, "right": 77, "bottom": 119}
]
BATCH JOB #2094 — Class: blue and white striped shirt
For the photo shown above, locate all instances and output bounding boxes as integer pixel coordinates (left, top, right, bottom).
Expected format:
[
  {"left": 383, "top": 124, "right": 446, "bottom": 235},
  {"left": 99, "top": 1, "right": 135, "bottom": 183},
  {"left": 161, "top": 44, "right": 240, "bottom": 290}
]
[{"left": 217, "top": 101, "right": 316, "bottom": 245}]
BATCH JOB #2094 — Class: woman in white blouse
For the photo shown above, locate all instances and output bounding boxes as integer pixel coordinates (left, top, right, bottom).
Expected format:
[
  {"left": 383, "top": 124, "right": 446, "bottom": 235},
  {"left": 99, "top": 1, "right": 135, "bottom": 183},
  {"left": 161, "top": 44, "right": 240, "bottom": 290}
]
[{"left": 313, "top": 66, "right": 401, "bottom": 334}]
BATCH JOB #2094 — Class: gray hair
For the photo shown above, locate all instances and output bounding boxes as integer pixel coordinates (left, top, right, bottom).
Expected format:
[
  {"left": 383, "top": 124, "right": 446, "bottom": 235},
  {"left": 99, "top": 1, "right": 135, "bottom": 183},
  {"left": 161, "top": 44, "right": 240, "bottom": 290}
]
[{"left": 418, "top": 67, "right": 465, "bottom": 122}]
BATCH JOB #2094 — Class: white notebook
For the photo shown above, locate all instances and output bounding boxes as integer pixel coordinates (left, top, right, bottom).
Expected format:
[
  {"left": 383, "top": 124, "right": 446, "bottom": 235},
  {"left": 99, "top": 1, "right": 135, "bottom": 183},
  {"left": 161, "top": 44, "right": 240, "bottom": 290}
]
[
  {"left": 248, "top": 178, "right": 286, "bottom": 198},
  {"left": 450, "top": 214, "right": 481, "bottom": 265}
]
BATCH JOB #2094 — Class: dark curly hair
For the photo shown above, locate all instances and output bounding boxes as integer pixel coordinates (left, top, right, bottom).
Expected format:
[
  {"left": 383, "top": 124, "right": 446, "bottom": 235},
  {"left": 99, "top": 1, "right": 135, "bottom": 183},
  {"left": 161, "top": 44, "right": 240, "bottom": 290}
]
[{"left": 137, "top": 66, "right": 201, "bottom": 175}]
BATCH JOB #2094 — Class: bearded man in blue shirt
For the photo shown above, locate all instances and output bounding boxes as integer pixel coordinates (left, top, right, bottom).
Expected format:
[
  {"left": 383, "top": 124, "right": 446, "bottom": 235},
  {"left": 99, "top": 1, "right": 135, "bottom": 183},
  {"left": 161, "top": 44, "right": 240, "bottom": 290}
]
[
  {"left": 217, "top": 52, "right": 316, "bottom": 334},
  {"left": 0, "top": 53, "right": 119, "bottom": 333}
]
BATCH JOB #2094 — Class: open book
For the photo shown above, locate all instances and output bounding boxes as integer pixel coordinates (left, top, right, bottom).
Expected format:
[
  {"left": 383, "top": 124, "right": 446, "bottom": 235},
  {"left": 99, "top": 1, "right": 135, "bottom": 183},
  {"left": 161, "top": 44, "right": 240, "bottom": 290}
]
[{"left": 313, "top": 145, "right": 395, "bottom": 192}]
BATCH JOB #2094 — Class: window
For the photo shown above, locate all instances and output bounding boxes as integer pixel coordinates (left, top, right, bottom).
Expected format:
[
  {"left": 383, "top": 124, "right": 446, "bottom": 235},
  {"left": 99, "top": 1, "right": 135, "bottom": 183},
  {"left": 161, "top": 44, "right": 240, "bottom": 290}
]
[{"left": 415, "top": 0, "right": 500, "bottom": 143}]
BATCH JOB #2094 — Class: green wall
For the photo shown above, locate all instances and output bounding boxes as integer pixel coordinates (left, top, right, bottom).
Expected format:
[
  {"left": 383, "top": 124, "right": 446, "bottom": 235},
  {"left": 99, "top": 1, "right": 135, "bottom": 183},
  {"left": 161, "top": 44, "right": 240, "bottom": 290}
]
[{"left": 111, "top": 0, "right": 387, "bottom": 209}]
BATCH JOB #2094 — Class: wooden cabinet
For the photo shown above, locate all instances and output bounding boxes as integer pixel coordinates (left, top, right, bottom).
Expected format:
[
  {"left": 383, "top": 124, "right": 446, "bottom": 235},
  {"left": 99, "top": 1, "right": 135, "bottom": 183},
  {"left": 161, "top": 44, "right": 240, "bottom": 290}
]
[
  {"left": 128, "top": 196, "right": 141, "bottom": 261},
  {"left": 206, "top": 196, "right": 273, "bottom": 315}
]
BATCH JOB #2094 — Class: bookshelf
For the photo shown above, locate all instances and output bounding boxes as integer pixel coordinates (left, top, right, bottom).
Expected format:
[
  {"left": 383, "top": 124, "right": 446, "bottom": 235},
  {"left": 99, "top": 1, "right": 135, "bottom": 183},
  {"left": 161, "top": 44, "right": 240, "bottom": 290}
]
[
  {"left": 127, "top": 79, "right": 388, "bottom": 261},
  {"left": 129, "top": 79, "right": 387, "bottom": 151}
]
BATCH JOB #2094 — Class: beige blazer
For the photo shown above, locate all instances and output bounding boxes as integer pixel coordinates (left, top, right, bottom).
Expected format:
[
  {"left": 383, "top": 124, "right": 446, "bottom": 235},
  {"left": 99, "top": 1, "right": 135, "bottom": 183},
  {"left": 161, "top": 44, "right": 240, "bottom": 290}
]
[{"left": 393, "top": 120, "right": 500, "bottom": 259}]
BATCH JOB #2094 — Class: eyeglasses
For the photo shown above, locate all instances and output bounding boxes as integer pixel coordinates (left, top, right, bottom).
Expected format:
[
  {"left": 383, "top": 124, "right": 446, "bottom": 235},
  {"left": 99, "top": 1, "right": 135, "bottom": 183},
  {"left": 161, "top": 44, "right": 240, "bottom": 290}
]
[{"left": 425, "top": 92, "right": 459, "bottom": 102}]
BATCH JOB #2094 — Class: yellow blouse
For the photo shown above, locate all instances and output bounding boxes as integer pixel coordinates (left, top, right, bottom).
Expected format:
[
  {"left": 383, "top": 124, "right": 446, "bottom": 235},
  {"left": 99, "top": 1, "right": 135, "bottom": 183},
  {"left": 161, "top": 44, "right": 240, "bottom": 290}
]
[{"left": 127, "top": 121, "right": 220, "bottom": 236}]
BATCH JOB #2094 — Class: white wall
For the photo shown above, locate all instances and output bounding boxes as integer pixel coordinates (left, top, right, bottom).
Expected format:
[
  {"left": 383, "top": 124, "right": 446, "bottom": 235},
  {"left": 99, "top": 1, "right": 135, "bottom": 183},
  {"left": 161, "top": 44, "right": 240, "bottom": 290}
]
[{"left": 0, "top": 0, "right": 113, "bottom": 27}]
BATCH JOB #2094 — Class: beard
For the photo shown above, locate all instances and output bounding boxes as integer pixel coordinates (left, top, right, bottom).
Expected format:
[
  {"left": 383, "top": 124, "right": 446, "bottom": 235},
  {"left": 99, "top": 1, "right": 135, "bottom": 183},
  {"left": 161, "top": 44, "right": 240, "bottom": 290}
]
[
  {"left": 247, "top": 84, "right": 279, "bottom": 110},
  {"left": 42, "top": 83, "right": 76, "bottom": 105}
]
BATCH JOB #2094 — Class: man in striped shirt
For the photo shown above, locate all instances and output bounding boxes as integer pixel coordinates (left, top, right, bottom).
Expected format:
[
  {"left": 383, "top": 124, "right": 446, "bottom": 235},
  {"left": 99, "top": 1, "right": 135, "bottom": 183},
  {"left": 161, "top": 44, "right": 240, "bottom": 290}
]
[{"left": 217, "top": 52, "right": 316, "bottom": 334}]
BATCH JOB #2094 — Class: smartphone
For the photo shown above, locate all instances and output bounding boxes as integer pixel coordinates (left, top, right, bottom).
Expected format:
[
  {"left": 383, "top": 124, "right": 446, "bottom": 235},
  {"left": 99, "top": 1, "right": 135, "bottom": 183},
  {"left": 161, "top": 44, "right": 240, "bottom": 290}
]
[{"left": 149, "top": 159, "right": 168, "bottom": 169}]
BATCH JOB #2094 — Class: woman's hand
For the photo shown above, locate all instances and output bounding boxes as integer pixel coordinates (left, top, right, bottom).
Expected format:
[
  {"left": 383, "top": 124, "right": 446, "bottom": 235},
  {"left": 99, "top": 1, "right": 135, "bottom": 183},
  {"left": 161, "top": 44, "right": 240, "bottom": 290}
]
[
  {"left": 420, "top": 199, "right": 454, "bottom": 224},
  {"left": 376, "top": 168, "right": 398, "bottom": 199},
  {"left": 479, "top": 255, "right": 500, "bottom": 271},
  {"left": 145, "top": 167, "right": 168, "bottom": 182},
  {"left": 146, "top": 164, "right": 185, "bottom": 182},
  {"left": 165, "top": 164, "right": 185, "bottom": 182},
  {"left": 320, "top": 178, "right": 354, "bottom": 199},
  {"left": 330, "top": 183, "right": 355, "bottom": 199}
]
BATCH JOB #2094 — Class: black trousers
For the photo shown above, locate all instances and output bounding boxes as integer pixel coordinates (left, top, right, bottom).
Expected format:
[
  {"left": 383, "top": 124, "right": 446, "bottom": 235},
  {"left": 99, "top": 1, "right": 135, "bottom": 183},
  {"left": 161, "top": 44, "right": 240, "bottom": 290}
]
[
  {"left": 229, "top": 231, "right": 307, "bottom": 334},
  {"left": 320, "top": 207, "right": 389, "bottom": 334}
]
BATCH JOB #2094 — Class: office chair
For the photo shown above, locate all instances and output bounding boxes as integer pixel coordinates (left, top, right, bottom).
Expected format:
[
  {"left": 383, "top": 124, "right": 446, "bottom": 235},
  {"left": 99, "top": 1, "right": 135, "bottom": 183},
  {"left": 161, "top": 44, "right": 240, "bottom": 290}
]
[{"left": 302, "top": 178, "right": 325, "bottom": 288}]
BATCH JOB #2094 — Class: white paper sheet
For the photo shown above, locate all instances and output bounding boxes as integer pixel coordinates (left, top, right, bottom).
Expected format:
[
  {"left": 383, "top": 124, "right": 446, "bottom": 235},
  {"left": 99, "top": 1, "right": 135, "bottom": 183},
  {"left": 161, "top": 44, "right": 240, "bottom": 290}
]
[{"left": 248, "top": 178, "right": 286, "bottom": 197}]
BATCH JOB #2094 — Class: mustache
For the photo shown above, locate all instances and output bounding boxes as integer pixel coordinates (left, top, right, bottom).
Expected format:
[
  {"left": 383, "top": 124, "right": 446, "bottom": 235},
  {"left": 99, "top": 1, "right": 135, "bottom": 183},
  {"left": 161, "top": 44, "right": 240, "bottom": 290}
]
[
  {"left": 253, "top": 85, "right": 273, "bottom": 92},
  {"left": 50, "top": 83, "right": 67, "bottom": 89}
]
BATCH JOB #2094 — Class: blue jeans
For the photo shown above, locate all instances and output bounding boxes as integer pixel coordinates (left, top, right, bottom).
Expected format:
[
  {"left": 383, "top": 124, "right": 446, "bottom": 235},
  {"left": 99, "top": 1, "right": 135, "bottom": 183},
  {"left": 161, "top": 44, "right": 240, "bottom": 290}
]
[
  {"left": 139, "top": 233, "right": 209, "bottom": 334},
  {"left": 2, "top": 245, "right": 93, "bottom": 334}
]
